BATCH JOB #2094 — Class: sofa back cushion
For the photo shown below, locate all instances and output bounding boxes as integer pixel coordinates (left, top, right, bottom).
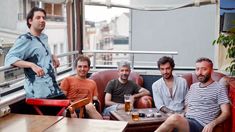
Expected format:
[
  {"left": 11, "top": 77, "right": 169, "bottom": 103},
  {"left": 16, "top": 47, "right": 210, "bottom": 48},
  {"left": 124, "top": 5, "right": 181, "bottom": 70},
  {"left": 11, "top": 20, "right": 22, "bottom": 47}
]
[
  {"left": 89, "top": 69, "right": 143, "bottom": 111},
  {"left": 181, "top": 72, "right": 225, "bottom": 87}
]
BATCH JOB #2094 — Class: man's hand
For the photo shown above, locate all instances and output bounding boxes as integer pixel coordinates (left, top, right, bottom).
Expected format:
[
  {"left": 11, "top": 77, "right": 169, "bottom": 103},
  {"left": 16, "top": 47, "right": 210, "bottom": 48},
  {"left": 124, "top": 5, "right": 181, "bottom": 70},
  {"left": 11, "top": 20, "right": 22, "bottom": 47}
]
[
  {"left": 202, "top": 122, "right": 216, "bottom": 132},
  {"left": 31, "top": 63, "right": 45, "bottom": 77},
  {"left": 52, "top": 55, "right": 60, "bottom": 68}
]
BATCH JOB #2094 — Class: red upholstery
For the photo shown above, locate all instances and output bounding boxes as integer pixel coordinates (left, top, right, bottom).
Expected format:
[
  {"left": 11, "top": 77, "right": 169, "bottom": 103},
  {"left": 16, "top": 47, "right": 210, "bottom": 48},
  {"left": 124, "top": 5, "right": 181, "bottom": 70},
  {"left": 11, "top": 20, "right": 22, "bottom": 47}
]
[
  {"left": 134, "top": 95, "right": 153, "bottom": 108},
  {"left": 89, "top": 69, "right": 152, "bottom": 113},
  {"left": 181, "top": 71, "right": 235, "bottom": 132},
  {"left": 229, "top": 82, "right": 235, "bottom": 132},
  {"left": 25, "top": 98, "right": 70, "bottom": 116}
]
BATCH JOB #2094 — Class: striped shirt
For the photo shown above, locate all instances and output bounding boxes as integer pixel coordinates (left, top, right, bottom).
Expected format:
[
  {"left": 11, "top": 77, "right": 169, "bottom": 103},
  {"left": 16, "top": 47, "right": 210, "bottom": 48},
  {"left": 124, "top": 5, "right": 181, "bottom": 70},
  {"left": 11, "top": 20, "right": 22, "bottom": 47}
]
[{"left": 185, "top": 81, "right": 229, "bottom": 126}]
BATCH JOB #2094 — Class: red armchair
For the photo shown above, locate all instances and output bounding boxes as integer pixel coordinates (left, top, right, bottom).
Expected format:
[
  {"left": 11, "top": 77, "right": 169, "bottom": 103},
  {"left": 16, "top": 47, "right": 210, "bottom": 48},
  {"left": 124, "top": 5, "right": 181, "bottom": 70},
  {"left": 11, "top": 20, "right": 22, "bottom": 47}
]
[
  {"left": 89, "top": 69, "right": 152, "bottom": 113},
  {"left": 181, "top": 71, "right": 235, "bottom": 132}
]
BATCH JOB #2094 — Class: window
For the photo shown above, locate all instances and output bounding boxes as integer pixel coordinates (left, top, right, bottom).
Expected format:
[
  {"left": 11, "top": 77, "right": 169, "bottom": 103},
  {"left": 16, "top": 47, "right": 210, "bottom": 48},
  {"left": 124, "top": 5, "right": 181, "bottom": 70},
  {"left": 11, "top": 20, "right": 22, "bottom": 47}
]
[
  {"left": 84, "top": 4, "right": 130, "bottom": 65},
  {"left": 44, "top": 3, "right": 64, "bottom": 21},
  {"left": 84, "top": 0, "right": 218, "bottom": 68}
]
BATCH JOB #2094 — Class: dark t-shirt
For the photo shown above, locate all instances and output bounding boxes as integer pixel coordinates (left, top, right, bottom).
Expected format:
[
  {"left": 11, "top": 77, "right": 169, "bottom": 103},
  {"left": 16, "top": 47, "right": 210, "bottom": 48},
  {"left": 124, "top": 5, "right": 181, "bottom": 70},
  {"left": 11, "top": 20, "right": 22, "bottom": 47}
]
[{"left": 104, "top": 79, "right": 141, "bottom": 103}]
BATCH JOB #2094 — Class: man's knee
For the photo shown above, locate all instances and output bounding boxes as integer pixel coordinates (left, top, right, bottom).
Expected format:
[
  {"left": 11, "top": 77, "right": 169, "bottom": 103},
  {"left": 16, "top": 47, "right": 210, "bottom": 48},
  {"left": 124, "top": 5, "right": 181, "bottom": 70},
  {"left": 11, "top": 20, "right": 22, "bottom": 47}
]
[
  {"left": 85, "top": 103, "right": 96, "bottom": 113},
  {"left": 165, "top": 114, "right": 185, "bottom": 126}
]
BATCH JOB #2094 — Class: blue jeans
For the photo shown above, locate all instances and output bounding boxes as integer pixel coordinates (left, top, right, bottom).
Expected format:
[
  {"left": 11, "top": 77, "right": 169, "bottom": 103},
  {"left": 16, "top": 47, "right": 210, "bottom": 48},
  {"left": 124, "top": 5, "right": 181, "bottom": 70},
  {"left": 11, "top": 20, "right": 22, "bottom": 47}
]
[
  {"left": 173, "top": 118, "right": 203, "bottom": 132},
  {"left": 187, "top": 118, "right": 203, "bottom": 132},
  {"left": 102, "top": 104, "right": 118, "bottom": 116}
]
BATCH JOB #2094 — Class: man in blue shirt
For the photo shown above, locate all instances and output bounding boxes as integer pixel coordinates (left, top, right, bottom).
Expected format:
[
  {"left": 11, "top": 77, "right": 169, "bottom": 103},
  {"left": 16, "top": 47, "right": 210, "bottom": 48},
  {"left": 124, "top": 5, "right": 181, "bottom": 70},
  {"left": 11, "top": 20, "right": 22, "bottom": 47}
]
[{"left": 5, "top": 7, "right": 64, "bottom": 99}]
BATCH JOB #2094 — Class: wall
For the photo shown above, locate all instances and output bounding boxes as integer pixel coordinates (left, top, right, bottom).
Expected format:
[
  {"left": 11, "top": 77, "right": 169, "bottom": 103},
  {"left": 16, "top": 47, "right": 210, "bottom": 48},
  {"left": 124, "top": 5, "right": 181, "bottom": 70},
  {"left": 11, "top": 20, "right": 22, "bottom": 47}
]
[
  {"left": 130, "top": 0, "right": 218, "bottom": 68},
  {"left": 0, "top": 0, "right": 19, "bottom": 30}
]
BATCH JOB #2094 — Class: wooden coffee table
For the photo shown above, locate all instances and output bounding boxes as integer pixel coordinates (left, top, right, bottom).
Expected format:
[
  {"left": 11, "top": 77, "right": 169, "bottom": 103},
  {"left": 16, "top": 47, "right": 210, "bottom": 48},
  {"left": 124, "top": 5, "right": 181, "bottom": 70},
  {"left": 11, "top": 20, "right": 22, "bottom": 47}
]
[{"left": 110, "top": 108, "right": 168, "bottom": 132}]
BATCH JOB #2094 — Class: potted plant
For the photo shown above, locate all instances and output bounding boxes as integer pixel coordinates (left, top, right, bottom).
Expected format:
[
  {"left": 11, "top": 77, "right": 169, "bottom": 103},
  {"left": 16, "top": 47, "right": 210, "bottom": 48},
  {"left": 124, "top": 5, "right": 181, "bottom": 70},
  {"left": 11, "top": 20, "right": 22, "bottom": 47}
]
[{"left": 213, "top": 22, "right": 235, "bottom": 76}]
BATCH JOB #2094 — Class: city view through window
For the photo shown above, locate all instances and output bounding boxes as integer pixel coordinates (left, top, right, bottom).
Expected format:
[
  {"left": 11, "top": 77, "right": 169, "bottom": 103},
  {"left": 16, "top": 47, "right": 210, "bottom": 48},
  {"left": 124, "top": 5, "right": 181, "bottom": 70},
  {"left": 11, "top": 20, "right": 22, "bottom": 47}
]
[{"left": 84, "top": 5, "right": 130, "bottom": 65}]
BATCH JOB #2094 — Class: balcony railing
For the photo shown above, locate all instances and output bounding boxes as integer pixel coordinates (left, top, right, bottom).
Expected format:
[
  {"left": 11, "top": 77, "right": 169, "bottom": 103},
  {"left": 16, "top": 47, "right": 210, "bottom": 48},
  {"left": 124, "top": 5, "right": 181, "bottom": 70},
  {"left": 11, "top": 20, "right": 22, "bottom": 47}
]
[
  {"left": 0, "top": 50, "right": 178, "bottom": 108},
  {"left": 82, "top": 50, "right": 178, "bottom": 69}
]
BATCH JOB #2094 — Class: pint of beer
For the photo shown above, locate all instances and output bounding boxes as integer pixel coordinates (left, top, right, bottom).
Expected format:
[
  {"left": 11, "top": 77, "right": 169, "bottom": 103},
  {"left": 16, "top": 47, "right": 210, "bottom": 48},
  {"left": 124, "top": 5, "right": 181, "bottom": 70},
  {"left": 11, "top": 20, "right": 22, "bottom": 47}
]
[
  {"left": 125, "top": 100, "right": 131, "bottom": 112},
  {"left": 124, "top": 94, "right": 131, "bottom": 112}
]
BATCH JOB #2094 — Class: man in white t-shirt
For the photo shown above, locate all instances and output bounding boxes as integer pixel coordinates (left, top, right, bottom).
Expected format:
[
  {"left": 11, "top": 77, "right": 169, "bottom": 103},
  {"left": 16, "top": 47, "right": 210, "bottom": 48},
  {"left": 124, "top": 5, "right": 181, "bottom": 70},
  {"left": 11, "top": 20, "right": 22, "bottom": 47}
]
[{"left": 152, "top": 56, "right": 188, "bottom": 114}]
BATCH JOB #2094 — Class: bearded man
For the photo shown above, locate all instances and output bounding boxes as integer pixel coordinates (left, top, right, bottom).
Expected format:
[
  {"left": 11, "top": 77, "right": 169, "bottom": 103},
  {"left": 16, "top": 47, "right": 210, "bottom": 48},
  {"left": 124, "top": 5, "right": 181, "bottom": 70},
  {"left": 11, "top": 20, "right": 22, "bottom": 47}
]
[
  {"left": 103, "top": 61, "right": 150, "bottom": 116},
  {"left": 152, "top": 56, "right": 188, "bottom": 114},
  {"left": 155, "top": 57, "right": 230, "bottom": 132}
]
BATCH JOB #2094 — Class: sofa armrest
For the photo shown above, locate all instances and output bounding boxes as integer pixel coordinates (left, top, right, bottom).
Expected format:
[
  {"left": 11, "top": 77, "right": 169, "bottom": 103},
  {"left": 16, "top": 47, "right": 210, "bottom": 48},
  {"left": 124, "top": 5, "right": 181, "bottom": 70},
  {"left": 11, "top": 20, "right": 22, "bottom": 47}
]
[
  {"left": 213, "top": 119, "right": 231, "bottom": 132},
  {"left": 228, "top": 79, "right": 235, "bottom": 132},
  {"left": 134, "top": 96, "right": 153, "bottom": 108}
]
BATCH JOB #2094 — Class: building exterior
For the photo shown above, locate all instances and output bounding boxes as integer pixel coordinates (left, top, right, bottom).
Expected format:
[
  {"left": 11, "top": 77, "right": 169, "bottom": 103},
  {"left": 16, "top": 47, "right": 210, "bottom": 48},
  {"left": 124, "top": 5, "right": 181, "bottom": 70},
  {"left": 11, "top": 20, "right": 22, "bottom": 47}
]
[{"left": 84, "top": 12, "right": 130, "bottom": 65}]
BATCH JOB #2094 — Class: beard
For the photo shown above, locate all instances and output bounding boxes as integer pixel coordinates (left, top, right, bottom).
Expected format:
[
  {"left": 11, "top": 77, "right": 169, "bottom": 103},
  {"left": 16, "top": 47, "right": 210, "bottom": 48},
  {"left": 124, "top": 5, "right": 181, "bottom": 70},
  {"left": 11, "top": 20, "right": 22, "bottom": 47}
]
[
  {"left": 163, "top": 73, "right": 172, "bottom": 80},
  {"left": 197, "top": 74, "right": 210, "bottom": 83},
  {"left": 120, "top": 74, "right": 129, "bottom": 80}
]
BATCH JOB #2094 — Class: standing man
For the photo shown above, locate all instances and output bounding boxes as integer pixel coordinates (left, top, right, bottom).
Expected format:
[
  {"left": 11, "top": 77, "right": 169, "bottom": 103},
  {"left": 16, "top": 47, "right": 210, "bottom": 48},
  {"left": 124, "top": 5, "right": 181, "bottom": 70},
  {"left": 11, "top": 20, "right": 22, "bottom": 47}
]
[
  {"left": 5, "top": 7, "right": 64, "bottom": 99},
  {"left": 152, "top": 56, "right": 188, "bottom": 114},
  {"left": 60, "top": 55, "right": 103, "bottom": 119},
  {"left": 155, "top": 57, "right": 230, "bottom": 132},
  {"left": 103, "top": 61, "right": 150, "bottom": 116}
]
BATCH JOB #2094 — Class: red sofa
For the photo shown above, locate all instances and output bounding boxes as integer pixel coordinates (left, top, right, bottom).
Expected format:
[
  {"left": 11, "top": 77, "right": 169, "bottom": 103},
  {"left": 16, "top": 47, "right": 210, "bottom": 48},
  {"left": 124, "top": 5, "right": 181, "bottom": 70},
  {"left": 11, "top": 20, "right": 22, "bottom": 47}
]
[
  {"left": 181, "top": 72, "right": 235, "bottom": 132},
  {"left": 89, "top": 69, "right": 152, "bottom": 113}
]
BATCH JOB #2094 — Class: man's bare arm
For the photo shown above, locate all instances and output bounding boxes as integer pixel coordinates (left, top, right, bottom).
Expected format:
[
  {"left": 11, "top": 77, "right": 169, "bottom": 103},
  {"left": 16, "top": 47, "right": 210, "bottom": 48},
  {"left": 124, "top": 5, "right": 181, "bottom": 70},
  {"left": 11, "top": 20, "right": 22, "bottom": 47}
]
[
  {"left": 93, "top": 96, "right": 98, "bottom": 100},
  {"left": 105, "top": 93, "right": 119, "bottom": 106},
  {"left": 132, "top": 87, "right": 150, "bottom": 99},
  {"left": 104, "top": 93, "right": 124, "bottom": 109},
  {"left": 202, "top": 103, "right": 230, "bottom": 132}
]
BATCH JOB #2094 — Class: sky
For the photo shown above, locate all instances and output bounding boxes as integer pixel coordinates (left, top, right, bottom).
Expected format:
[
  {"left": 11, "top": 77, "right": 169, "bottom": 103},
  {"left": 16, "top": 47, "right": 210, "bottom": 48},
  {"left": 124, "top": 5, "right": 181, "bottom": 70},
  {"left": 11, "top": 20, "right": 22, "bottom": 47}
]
[{"left": 84, "top": 1, "right": 129, "bottom": 22}]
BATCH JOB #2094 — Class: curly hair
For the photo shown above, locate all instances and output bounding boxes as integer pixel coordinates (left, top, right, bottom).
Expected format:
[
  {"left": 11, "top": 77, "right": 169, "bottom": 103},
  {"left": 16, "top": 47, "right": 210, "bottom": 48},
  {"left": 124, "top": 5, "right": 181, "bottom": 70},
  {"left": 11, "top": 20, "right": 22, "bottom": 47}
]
[{"left": 157, "top": 56, "right": 175, "bottom": 69}]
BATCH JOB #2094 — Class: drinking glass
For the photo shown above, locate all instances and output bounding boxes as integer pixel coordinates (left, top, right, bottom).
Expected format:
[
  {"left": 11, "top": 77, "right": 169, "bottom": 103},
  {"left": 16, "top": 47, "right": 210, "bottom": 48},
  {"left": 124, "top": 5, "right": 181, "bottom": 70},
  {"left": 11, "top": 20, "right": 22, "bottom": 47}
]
[
  {"left": 124, "top": 94, "right": 131, "bottom": 112},
  {"left": 131, "top": 109, "right": 139, "bottom": 121}
]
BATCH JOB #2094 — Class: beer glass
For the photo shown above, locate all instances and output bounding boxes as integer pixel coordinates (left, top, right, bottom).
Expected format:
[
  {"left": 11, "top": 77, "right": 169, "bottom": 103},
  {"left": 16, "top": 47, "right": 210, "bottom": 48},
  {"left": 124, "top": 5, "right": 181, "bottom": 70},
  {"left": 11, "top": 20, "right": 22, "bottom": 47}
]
[
  {"left": 124, "top": 94, "right": 131, "bottom": 112},
  {"left": 131, "top": 110, "right": 139, "bottom": 121}
]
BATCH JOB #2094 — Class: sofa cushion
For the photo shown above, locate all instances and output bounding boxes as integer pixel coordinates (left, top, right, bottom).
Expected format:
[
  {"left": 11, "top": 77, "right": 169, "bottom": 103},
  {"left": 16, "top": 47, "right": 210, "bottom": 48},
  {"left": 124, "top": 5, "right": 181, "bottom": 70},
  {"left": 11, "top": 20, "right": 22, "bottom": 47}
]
[
  {"left": 89, "top": 69, "right": 144, "bottom": 112},
  {"left": 181, "top": 72, "right": 225, "bottom": 87}
]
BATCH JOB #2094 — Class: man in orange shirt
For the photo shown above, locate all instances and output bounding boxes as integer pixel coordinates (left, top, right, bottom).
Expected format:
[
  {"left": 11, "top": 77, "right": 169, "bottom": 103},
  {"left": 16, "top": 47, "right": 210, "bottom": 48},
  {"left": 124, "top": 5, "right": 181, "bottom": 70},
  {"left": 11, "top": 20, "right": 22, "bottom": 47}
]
[{"left": 60, "top": 55, "right": 102, "bottom": 119}]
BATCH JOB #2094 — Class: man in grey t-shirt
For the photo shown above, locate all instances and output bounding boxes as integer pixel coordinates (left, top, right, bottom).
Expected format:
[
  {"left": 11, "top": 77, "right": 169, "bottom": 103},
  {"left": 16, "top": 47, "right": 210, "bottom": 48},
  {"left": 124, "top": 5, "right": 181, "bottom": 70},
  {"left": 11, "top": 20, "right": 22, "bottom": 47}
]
[
  {"left": 155, "top": 58, "right": 230, "bottom": 132},
  {"left": 103, "top": 61, "right": 150, "bottom": 116}
]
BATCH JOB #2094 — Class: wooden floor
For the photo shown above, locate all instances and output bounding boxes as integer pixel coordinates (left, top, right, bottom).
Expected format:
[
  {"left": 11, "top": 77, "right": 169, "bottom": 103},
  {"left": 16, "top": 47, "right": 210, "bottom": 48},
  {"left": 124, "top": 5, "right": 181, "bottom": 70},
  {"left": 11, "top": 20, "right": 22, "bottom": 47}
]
[{"left": 0, "top": 113, "right": 128, "bottom": 132}]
